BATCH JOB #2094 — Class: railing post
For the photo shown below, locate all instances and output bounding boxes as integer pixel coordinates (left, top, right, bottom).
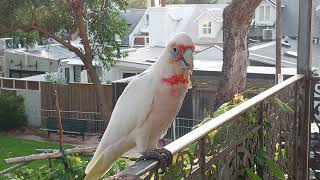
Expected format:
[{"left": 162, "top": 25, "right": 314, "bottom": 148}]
[
  {"left": 257, "top": 103, "right": 265, "bottom": 177},
  {"left": 173, "top": 118, "right": 177, "bottom": 141},
  {"left": 297, "top": 0, "right": 313, "bottom": 178},
  {"left": 199, "top": 137, "right": 206, "bottom": 180}
]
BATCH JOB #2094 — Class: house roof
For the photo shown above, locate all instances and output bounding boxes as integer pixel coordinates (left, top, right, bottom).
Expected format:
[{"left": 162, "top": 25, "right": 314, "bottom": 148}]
[
  {"left": 20, "top": 73, "right": 55, "bottom": 81},
  {"left": 119, "top": 45, "right": 214, "bottom": 65},
  {"left": 133, "top": 4, "right": 228, "bottom": 46},
  {"left": 194, "top": 7, "right": 225, "bottom": 22},
  {"left": 195, "top": 65, "right": 296, "bottom": 76},
  {"left": 249, "top": 38, "right": 320, "bottom": 68},
  {"left": 120, "top": 9, "right": 146, "bottom": 46},
  {"left": 5, "top": 44, "right": 77, "bottom": 61}
]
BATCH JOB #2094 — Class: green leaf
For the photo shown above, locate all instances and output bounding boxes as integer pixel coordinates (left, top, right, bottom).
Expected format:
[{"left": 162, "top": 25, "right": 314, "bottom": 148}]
[
  {"left": 265, "top": 159, "right": 286, "bottom": 180},
  {"left": 255, "top": 148, "right": 268, "bottom": 166},
  {"left": 245, "top": 168, "right": 262, "bottom": 180}
]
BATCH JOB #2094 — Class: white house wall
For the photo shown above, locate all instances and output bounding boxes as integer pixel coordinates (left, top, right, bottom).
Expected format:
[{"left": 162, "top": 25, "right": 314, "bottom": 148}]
[
  {"left": 191, "top": 12, "right": 223, "bottom": 45},
  {"left": 4, "top": 51, "right": 59, "bottom": 77},
  {"left": 101, "top": 62, "right": 149, "bottom": 82},
  {"left": 149, "top": 6, "right": 195, "bottom": 47},
  {"left": 149, "top": 7, "right": 170, "bottom": 47},
  {"left": 254, "top": 0, "right": 276, "bottom": 26}
]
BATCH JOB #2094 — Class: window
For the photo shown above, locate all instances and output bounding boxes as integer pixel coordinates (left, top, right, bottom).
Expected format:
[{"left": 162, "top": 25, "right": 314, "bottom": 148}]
[
  {"left": 74, "top": 66, "right": 85, "bottom": 82},
  {"left": 200, "top": 21, "right": 212, "bottom": 37},
  {"left": 265, "top": 6, "right": 271, "bottom": 21},
  {"left": 123, "top": 72, "right": 136, "bottom": 79},
  {"left": 258, "top": 5, "right": 272, "bottom": 23},
  {"left": 65, "top": 68, "right": 70, "bottom": 83},
  {"left": 122, "top": 72, "right": 141, "bottom": 79},
  {"left": 146, "top": 38, "right": 149, "bottom": 44},
  {"left": 259, "top": 6, "right": 264, "bottom": 21}
]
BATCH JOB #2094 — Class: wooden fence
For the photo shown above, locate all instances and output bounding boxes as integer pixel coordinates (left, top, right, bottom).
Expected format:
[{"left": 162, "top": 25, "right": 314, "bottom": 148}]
[
  {"left": 40, "top": 82, "right": 113, "bottom": 114},
  {"left": 0, "top": 78, "right": 40, "bottom": 90}
]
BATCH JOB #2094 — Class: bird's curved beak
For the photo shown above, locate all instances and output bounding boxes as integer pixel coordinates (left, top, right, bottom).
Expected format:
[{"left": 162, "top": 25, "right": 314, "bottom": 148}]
[{"left": 182, "top": 48, "right": 194, "bottom": 70}]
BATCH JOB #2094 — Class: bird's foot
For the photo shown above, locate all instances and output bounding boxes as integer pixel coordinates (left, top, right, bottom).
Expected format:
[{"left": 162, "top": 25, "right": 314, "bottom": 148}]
[{"left": 137, "top": 148, "right": 173, "bottom": 174}]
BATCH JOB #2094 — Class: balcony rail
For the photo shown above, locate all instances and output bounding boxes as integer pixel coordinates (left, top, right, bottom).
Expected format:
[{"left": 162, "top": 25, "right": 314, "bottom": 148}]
[{"left": 115, "top": 74, "right": 305, "bottom": 179}]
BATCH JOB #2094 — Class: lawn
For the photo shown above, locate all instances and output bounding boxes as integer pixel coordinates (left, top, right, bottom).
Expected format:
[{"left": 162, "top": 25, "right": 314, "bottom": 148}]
[{"left": 0, "top": 136, "right": 73, "bottom": 171}]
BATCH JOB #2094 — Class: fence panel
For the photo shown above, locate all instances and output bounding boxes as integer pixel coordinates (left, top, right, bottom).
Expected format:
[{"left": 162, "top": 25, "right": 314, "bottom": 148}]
[
  {"left": 40, "top": 82, "right": 113, "bottom": 116},
  {"left": 29, "top": 109, "right": 104, "bottom": 134}
]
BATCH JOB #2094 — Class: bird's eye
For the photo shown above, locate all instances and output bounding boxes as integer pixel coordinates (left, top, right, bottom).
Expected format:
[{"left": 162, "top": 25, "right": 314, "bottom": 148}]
[{"left": 171, "top": 47, "right": 178, "bottom": 57}]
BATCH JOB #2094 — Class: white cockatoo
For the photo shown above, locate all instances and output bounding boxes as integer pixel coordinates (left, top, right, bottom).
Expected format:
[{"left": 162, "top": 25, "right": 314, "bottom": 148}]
[{"left": 84, "top": 32, "right": 195, "bottom": 180}]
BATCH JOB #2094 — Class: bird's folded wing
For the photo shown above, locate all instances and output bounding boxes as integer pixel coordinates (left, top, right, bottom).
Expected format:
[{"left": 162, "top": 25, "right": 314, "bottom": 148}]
[{"left": 86, "top": 71, "right": 155, "bottom": 173}]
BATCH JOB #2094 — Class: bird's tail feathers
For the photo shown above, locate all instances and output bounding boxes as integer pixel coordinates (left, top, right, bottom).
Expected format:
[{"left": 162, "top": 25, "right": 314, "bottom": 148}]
[{"left": 84, "top": 140, "right": 135, "bottom": 180}]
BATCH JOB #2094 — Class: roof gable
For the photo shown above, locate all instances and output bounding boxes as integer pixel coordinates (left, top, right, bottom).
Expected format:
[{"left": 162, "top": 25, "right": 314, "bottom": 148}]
[{"left": 194, "top": 8, "right": 224, "bottom": 23}]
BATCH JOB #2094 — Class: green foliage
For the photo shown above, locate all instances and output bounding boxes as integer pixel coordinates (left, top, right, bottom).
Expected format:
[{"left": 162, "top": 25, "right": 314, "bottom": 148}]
[
  {"left": 254, "top": 149, "right": 286, "bottom": 180},
  {"left": 0, "top": 136, "right": 73, "bottom": 170},
  {"left": 105, "top": 158, "right": 131, "bottom": 177},
  {"left": 265, "top": 159, "right": 285, "bottom": 180},
  {"left": 245, "top": 168, "right": 262, "bottom": 180},
  {"left": 0, "top": 91, "right": 27, "bottom": 131},
  {"left": 178, "top": 94, "right": 292, "bottom": 180},
  {"left": 271, "top": 97, "right": 294, "bottom": 113},
  {"left": 4, "top": 155, "right": 130, "bottom": 180},
  {"left": 86, "top": 0, "right": 128, "bottom": 69},
  {"left": 45, "top": 73, "right": 65, "bottom": 85},
  {"left": 4, "top": 155, "right": 87, "bottom": 180}
]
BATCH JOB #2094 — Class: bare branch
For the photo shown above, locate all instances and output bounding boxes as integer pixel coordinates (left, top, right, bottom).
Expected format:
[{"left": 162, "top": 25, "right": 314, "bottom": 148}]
[
  {"left": 0, "top": 162, "right": 31, "bottom": 175},
  {"left": 5, "top": 147, "right": 96, "bottom": 165}
]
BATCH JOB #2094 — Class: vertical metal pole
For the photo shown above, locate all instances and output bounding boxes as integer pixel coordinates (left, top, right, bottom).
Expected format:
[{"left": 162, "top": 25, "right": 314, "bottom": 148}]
[
  {"left": 173, "top": 118, "right": 177, "bottom": 141},
  {"left": 257, "top": 103, "right": 265, "bottom": 177},
  {"left": 296, "top": 0, "right": 313, "bottom": 178},
  {"left": 275, "top": 0, "right": 282, "bottom": 84}
]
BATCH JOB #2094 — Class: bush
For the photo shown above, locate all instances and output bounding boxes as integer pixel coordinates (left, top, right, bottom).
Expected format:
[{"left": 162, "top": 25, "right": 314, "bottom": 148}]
[
  {"left": 0, "top": 91, "right": 27, "bottom": 131},
  {"left": 3, "top": 155, "right": 130, "bottom": 180}
]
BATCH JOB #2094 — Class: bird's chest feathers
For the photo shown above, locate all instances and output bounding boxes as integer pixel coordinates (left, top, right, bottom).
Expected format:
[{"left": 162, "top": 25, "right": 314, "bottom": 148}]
[{"left": 161, "top": 73, "right": 190, "bottom": 96}]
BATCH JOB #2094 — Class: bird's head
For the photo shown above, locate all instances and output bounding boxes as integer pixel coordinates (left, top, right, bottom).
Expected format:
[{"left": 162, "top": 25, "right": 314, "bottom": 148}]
[{"left": 165, "top": 32, "right": 195, "bottom": 73}]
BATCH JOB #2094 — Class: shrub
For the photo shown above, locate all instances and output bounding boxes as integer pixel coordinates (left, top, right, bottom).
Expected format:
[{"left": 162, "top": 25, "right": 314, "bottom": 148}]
[
  {"left": 3, "top": 155, "right": 130, "bottom": 180},
  {"left": 0, "top": 90, "right": 27, "bottom": 131}
]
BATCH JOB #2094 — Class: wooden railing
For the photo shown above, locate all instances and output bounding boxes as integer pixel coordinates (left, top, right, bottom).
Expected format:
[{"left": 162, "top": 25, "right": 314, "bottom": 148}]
[{"left": 115, "top": 74, "right": 307, "bottom": 179}]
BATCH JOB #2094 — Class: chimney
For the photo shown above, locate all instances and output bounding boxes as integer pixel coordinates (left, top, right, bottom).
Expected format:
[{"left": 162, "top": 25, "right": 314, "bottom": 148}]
[{"left": 161, "top": 0, "right": 166, "bottom": 7}]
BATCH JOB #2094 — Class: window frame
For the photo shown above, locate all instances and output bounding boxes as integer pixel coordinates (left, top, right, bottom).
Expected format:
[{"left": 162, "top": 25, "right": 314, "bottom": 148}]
[
  {"left": 199, "top": 20, "right": 213, "bottom": 37},
  {"left": 257, "top": 4, "right": 273, "bottom": 24},
  {"left": 121, "top": 71, "right": 141, "bottom": 79}
]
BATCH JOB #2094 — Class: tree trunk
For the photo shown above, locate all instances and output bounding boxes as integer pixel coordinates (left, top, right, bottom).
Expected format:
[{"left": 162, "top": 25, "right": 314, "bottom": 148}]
[
  {"left": 70, "top": 0, "right": 111, "bottom": 128},
  {"left": 215, "top": 0, "right": 262, "bottom": 108},
  {"left": 85, "top": 62, "right": 111, "bottom": 128}
]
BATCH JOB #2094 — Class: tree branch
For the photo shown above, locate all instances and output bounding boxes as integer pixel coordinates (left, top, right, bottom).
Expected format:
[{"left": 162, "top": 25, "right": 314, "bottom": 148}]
[
  {"left": 0, "top": 161, "right": 31, "bottom": 175},
  {"left": 5, "top": 147, "right": 96, "bottom": 165},
  {"left": 16, "top": 24, "right": 85, "bottom": 60},
  {"left": 69, "top": 0, "right": 93, "bottom": 62}
]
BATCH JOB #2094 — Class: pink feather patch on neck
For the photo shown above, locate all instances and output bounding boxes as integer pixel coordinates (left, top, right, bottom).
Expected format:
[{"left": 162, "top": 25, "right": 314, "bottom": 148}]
[{"left": 161, "top": 73, "right": 189, "bottom": 86}]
